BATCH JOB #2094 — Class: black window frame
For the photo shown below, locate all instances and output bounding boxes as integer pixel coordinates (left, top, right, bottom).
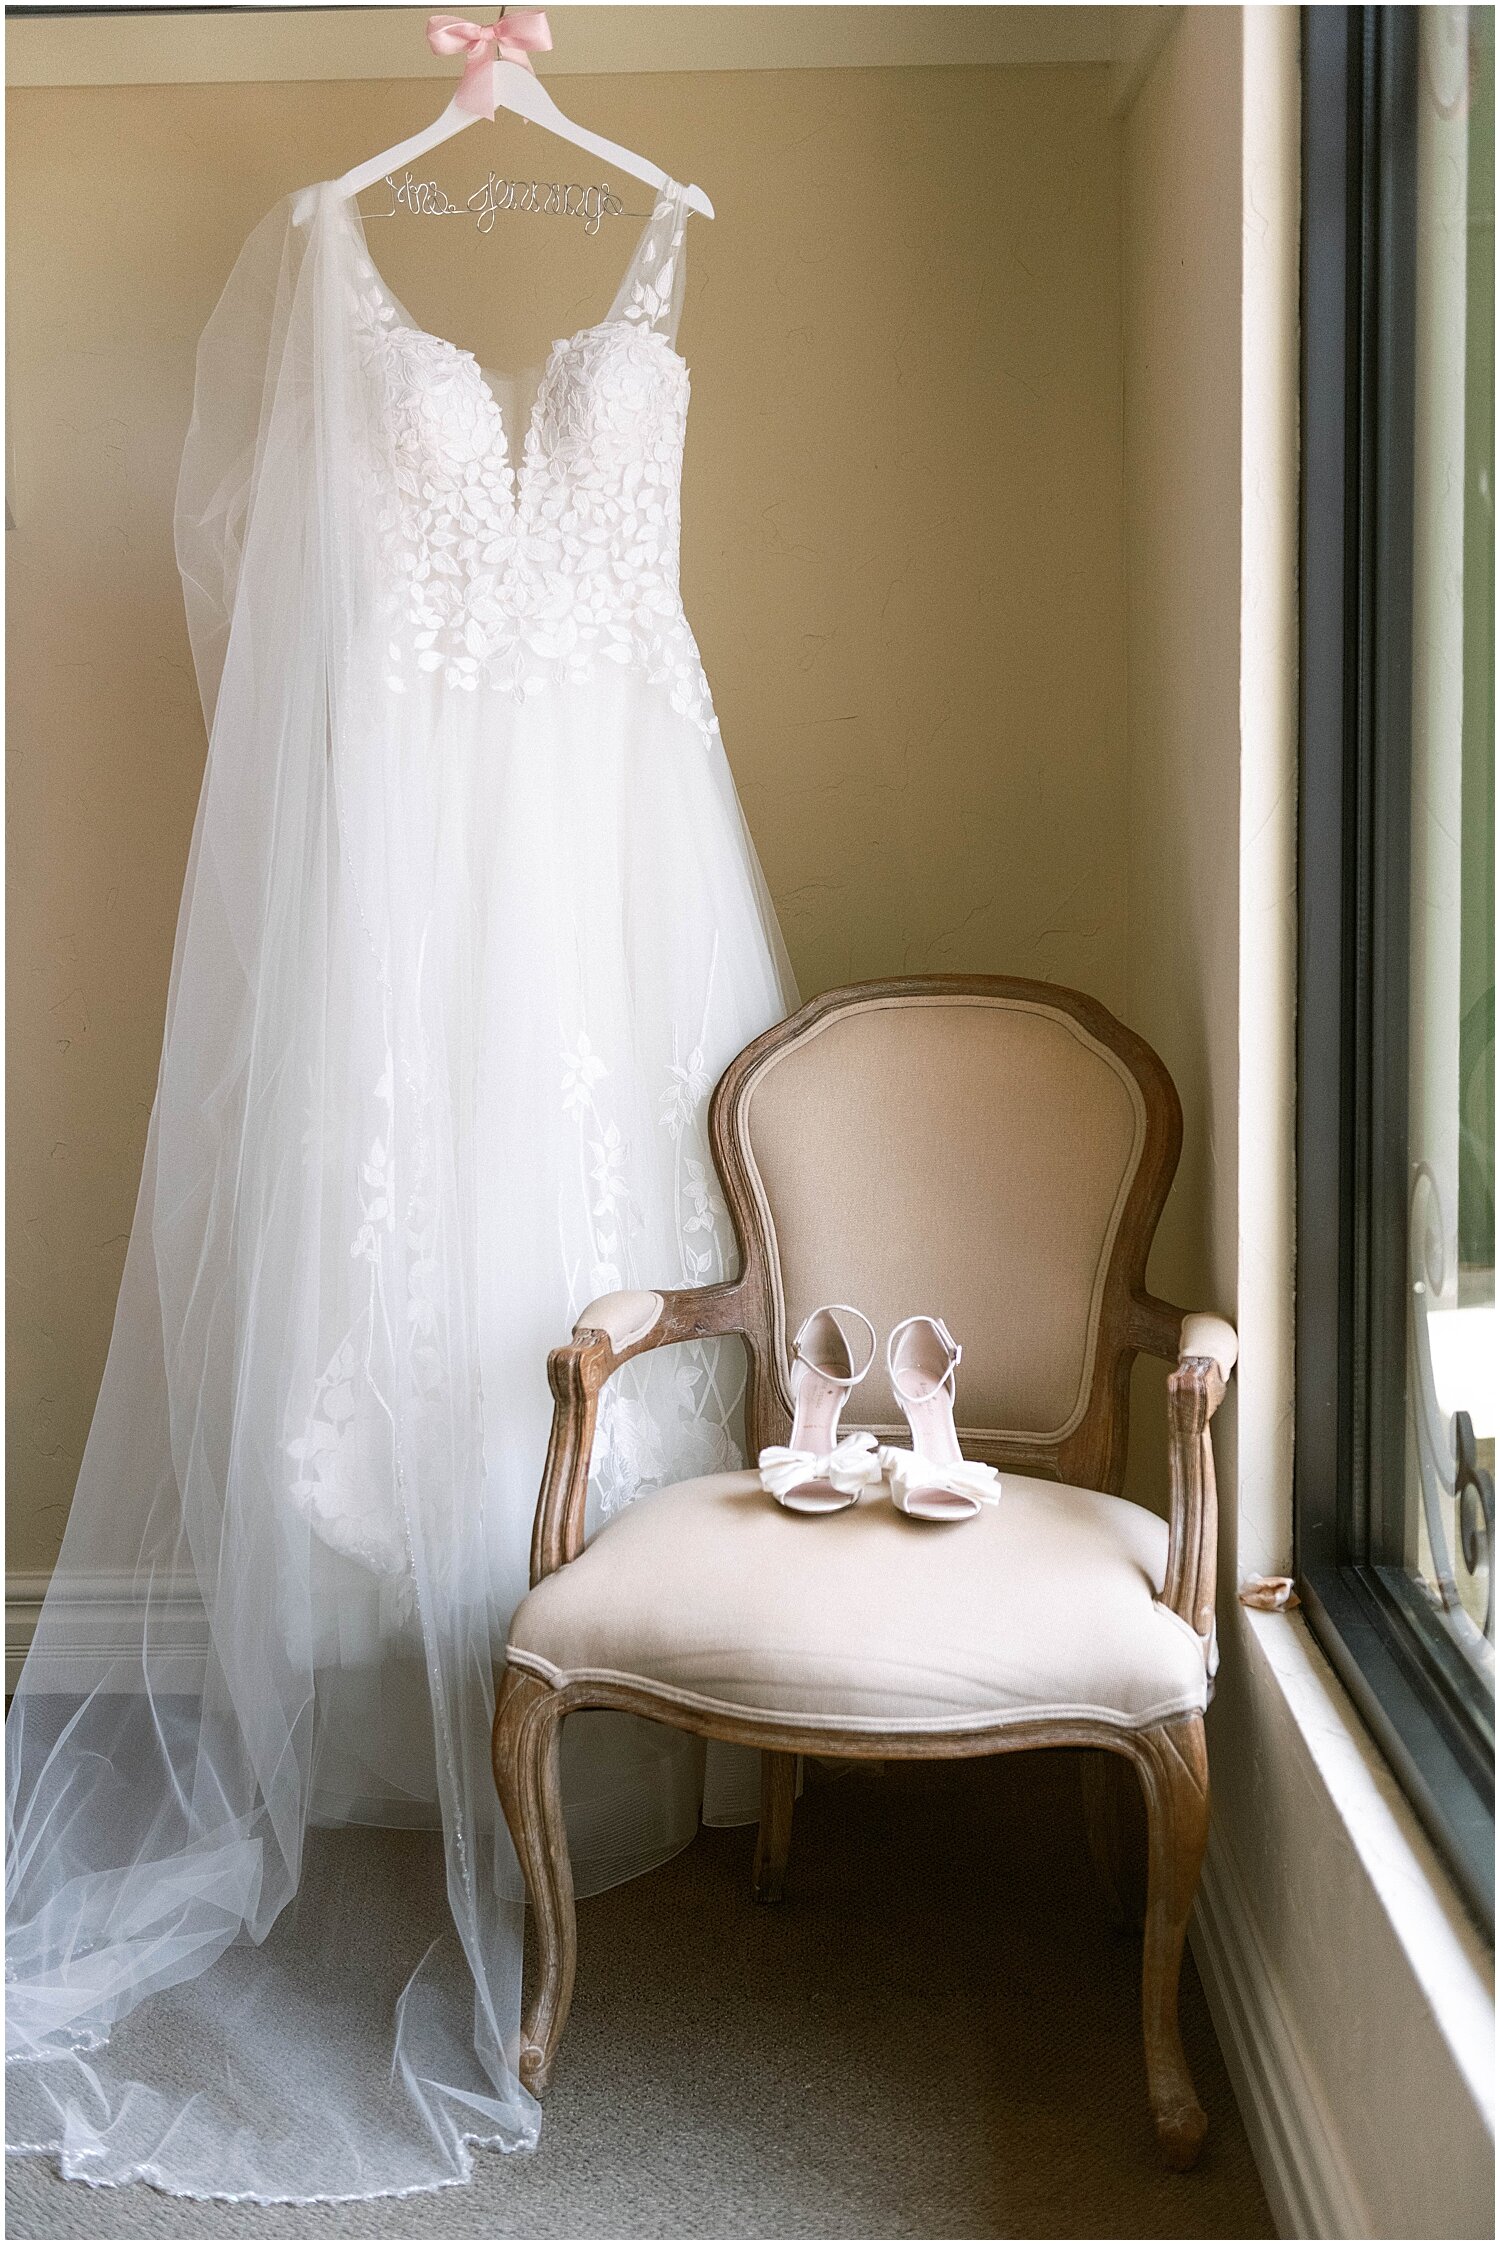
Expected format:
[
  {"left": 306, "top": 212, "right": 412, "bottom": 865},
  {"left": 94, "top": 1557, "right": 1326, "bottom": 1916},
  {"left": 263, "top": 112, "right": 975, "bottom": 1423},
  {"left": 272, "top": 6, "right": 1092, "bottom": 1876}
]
[{"left": 1297, "top": 4, "right": 1494, "bottom": 1933}]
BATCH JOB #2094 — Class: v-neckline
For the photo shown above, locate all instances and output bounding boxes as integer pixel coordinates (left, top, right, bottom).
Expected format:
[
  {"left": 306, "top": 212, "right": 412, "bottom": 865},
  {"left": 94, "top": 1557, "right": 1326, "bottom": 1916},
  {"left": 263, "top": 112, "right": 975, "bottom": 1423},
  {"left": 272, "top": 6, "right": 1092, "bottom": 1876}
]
[
  {"left": 473, "top": 360, "right": 542, "bottom": 463},
  {"left": 338, "top": 176, "right": 681, "bottom": 418},
  {"left": 450, "top": 335, "right": 571, "bottom": 481}
]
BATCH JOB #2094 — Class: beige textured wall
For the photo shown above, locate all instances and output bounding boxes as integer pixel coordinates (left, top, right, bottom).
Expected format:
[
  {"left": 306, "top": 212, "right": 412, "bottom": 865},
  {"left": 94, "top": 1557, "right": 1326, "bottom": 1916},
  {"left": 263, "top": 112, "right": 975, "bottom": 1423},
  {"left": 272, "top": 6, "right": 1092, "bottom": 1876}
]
[
  {"left": 7, "top": 66, "right": 1127, "bottom": 1574},
  {"left": 1119, "top": 11, "right": 1241, "bottom": 1510}
]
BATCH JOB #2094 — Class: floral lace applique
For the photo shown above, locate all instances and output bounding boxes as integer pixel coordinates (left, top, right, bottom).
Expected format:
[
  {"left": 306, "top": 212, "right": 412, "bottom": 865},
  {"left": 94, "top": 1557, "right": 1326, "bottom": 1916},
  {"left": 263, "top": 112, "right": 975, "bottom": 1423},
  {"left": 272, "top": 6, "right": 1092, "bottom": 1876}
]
[
  {"left": 285, "top": 1054, "right": 444, "bottom": 1595},
  {"left": 286, "top": 1321, "right": 406, "bottom": 1579},
  {"left": 559, "top": 1012, "right": 744, "bottom": 1520},
  {"left": 659, "top": 1035, "right": 711, "bottom": 1142},
  {"left": 353, "top": 191, "right": 719, "bottom": 737}
]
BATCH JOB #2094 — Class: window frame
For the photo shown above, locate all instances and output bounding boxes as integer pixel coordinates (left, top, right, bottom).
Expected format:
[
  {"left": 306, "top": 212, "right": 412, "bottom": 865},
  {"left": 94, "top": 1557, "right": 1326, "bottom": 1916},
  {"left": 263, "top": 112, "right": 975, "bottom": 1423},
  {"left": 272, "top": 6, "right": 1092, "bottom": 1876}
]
[{"left": 1296, "top": 3, "right": 1495, "bottom": 1933}]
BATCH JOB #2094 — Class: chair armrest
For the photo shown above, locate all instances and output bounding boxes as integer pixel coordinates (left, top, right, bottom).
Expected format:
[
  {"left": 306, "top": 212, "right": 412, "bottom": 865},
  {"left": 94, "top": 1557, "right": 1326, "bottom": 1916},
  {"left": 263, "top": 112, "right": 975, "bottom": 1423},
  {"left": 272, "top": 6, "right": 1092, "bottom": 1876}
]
[
  {"left": 1159, "top": 1309, "right": 1237, "bottom": 1643},
  {"left": 529, "top": 1280, "right": 752, "bottom": 1585},
  {"left": 571, "top": 1288, "right": 670, "bottom": 1356},
  {"left": 1179, "top": 1312, "right": 1238, "bottom": 1382}
]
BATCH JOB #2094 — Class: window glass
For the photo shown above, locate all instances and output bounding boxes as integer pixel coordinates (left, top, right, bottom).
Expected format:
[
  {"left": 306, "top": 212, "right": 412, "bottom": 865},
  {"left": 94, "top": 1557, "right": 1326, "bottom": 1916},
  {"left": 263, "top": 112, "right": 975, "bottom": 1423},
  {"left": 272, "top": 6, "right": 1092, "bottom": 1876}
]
[{"left": 1403, "top": 4, "right": 1495, "bottom": 1692}]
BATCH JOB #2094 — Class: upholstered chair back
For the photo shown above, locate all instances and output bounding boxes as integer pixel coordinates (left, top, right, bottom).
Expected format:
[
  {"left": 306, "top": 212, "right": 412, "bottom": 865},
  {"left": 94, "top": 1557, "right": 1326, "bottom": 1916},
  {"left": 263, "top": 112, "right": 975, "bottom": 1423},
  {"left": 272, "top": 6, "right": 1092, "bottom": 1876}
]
[{"left": 712, "top": 979, "right": 1181, "bottom": 1494}]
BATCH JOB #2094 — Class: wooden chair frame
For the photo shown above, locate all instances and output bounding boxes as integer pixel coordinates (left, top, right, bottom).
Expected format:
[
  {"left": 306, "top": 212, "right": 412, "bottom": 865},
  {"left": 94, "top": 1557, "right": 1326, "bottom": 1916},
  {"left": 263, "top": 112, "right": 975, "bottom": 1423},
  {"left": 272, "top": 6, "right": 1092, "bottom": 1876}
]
[{"left": 493, "top": 976, "right": 1231, "bottom": 2168}]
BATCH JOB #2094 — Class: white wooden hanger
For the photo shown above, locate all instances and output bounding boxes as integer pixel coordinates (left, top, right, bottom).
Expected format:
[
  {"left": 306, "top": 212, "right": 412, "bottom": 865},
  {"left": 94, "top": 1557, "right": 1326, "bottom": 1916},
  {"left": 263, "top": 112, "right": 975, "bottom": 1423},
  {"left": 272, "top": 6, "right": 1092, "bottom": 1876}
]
[{"left": 313, "top": 10, "right": 713, "bottom": 222}]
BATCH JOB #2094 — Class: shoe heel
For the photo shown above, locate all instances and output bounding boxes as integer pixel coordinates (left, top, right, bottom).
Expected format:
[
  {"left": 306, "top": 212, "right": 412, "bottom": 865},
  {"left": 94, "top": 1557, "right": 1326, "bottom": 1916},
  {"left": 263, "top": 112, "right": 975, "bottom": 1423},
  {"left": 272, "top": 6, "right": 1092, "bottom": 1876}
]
[
  {"left": 882, "top": 1316, "right": 999, "bottom": 1522},
  {"left": 758, "top": 1304, "right": 878, "bottom": 1513}
]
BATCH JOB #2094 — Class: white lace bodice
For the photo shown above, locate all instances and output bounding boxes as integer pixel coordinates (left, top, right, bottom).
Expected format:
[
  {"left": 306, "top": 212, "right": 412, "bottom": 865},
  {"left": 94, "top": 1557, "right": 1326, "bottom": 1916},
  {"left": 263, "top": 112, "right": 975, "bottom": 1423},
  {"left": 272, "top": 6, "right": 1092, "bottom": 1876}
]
[{"left": 353, "top": 185, "right": 717, "bottom": 735}]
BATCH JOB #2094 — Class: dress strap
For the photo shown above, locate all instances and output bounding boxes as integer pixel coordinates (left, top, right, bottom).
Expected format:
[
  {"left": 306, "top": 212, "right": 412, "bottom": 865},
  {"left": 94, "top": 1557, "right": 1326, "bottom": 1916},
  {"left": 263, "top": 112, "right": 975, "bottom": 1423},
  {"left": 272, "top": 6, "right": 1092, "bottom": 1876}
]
[{"left": 607, "top": 179, "right": 692, "bottom": 348}]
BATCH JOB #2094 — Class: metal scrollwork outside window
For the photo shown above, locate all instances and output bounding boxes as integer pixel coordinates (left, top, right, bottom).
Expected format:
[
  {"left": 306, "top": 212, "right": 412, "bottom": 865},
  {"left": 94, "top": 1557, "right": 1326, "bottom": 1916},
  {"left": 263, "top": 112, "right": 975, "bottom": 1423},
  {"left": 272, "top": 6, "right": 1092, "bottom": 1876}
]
[{"left": 1409, "top": 1164, "right": 1495, "bottom": 1663}]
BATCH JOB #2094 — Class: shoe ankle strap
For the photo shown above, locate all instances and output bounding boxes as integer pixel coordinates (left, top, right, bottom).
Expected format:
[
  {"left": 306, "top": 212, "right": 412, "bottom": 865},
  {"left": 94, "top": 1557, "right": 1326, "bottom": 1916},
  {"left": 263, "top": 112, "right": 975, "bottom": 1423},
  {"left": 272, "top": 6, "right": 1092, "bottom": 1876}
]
[
  {"left": 887, "top": 1313, "right": 962, "bottom": 1395},
  {"left": 791, "top": 1303, "right": 877, "bottom": 1388}
]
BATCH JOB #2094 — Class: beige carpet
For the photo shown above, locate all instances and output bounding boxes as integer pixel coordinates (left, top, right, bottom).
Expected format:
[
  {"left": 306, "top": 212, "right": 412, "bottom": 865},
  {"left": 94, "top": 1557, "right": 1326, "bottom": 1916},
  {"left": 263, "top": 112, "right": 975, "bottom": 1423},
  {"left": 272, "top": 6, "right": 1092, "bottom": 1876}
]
[{"left": 7, "top": 1751, "right": 1273, "bottom": 2240}]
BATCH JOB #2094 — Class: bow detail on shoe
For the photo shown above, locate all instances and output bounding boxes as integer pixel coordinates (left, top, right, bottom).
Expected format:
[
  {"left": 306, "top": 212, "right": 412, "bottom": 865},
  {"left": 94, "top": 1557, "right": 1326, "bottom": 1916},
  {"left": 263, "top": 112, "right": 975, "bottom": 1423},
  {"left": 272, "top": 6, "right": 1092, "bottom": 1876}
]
[
  {"left": 758, "top": 1431, "right": 883, "bottom": 1503},
  {"left": 877, "top": 1446, "right": 1002, "bottom": 1508}
]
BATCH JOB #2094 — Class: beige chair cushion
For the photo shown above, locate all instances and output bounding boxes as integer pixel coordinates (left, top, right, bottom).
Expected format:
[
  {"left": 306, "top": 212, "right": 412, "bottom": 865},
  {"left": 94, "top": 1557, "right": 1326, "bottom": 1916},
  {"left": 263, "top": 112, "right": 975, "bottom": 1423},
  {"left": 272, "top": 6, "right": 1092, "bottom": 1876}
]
[{"left": 507, "top": 1471, "right": 1209, "bottom": 1735}]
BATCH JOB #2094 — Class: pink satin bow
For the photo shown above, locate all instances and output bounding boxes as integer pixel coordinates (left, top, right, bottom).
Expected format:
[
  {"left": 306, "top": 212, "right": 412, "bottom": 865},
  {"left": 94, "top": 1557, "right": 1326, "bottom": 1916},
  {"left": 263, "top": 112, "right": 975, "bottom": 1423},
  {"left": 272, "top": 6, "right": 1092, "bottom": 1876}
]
[{"left": 427, "top": 11, "right": 553, "bottom": 118}]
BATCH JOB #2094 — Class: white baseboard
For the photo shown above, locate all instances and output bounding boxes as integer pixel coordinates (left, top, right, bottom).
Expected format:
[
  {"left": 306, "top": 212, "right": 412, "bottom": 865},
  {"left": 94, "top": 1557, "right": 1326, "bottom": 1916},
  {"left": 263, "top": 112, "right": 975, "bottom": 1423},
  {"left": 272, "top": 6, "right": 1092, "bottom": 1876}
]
[
  {"left": 7, "top": 1569, "right": 208, "bottom": 1693},
  {"left": 1191, "top": 1826, "right": 1372, "bottom": 2239},
  {"left": 7, "top": 1571, "right": 55, "bottom": 1691},
  {"left": 8, "top": 1574, "right": 42, "bottom": 1689}
]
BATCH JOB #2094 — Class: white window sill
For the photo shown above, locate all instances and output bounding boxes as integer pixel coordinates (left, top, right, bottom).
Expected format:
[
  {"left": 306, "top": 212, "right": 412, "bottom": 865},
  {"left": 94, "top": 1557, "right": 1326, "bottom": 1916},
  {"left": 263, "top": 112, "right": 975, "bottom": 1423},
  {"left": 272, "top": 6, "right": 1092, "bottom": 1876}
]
[{"left": 1239, "top": 1602, "right": 1494, "bottom": 2127}]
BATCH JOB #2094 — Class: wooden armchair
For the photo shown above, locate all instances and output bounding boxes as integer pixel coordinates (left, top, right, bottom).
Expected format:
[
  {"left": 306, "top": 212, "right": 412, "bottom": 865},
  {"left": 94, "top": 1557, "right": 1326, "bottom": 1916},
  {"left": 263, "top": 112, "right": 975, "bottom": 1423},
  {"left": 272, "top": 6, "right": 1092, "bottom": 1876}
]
[{"left": 493, "top": 977, "right": 1237, "bottom": 2167}]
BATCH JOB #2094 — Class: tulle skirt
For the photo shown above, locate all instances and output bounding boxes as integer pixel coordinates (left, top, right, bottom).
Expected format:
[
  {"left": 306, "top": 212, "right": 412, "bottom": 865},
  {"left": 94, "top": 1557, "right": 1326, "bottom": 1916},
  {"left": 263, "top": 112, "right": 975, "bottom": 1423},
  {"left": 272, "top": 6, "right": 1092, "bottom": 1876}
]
[{"left": 7, "top": 662, "right": 794, "bottom": 2198}]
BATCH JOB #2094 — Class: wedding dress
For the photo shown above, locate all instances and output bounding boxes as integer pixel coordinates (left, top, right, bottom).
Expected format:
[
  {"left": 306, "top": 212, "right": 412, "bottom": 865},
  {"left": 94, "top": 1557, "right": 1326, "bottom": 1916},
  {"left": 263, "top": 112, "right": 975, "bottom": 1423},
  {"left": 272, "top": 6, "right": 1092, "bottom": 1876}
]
[{"left": 7, "top": 177, "right": 794, "bottom": 2201}]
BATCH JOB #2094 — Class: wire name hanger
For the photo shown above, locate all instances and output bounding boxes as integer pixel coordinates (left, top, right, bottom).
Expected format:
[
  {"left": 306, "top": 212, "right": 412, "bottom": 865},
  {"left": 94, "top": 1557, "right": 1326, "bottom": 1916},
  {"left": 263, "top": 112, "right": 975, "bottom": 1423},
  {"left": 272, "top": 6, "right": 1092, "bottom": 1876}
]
[
  {"left": 307, "top": 11, "right": 714, "bottom": 224},
  {"left": 369, "top": 168, "right": 634, "bottom": 233}
]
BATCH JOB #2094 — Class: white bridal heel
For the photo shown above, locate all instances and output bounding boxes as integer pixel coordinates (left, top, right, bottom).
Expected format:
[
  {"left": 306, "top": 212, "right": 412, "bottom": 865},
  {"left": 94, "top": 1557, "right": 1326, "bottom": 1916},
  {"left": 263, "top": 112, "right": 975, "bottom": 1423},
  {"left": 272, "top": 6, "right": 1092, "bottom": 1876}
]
[
  {"left": 758, "top": 1304, "right": 881, "bottom": 1513},
  {"left": 880, "top": 1315, "right": 1001, "bottom": 1522}
]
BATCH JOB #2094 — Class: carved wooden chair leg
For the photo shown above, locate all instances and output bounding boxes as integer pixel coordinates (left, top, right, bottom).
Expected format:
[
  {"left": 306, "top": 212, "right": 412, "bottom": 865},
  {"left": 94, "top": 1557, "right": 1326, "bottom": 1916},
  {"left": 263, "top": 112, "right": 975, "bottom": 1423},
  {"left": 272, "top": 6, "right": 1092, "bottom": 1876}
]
[
  {"left": 492, "top": 1666, "right": 576, "bottom": 2098},
  {"left": 1132, "top": 1715, "right": 1210, "bottom": 2169},
  {"left": 1080, "top": 1747, "right": 1147, "bottom": 1931},
  {"left": 751, "top": 1750, "right": 797, "bottom": 1903}
]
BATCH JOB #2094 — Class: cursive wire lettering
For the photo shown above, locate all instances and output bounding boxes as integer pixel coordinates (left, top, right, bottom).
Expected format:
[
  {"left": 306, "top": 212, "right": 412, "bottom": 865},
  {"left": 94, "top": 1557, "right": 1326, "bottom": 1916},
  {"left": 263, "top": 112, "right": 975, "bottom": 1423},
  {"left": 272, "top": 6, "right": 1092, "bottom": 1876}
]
[
  {"left": 388, "top": 171, "right": 463, "bottom": 217},
  {"left": 374, "top": 171, "right": 627, "bottom": 235}
]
